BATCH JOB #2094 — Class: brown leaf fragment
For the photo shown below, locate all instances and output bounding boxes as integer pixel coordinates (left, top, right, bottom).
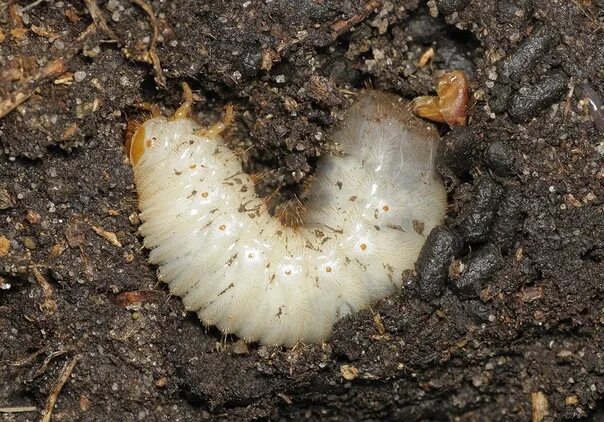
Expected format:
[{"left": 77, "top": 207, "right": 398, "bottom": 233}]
[
  {"left": 10, "top": 28, "right": 28, "bottom": 41},
  {"left": 64, "top": 7, "right": 81, "bottom": 23},
  {"left": 155, "top": 377, "right": 168, "bottom": 388},
  {"left": 79, "top": 394, "right": 92, "bottom": 411},
  {"left": 518, "top": 286, "right": 544, "bottom": 303},
  {"left": 49, "top": 242, "right": 67, "bottom": 258},
  {"left": 60, "top": 123, "right": 78, "bottom": 140},
  {"left": 30, "top": 25, "right": 60, "bottom": 41},
  {"left": 340, "top": 364, "right": 359, "bottom": 381},
  {"left": 115, "top": 290, "right": 158, "bottom": 308},
  {"left": 0, "top": 186, "right": 14, "bottom": 209},
  {"left": 32, "top": 268, "right": 57, "bottom": 315},
  {"left": 0, "top": 236, "right": 10, "bottom": 257},
  {"left": 564, "top": 193, "right": 582, "bottom": 208},
  {"left": 565, "top": 395, "right": 579, "bottom": 406},
  {"left": 26, "top": 210, "right": 41, "bottom": 224},
  {"left": 65, "top": 219, "right": 86, "bottom": 248},
  {"left": 372, "top": 312, "right": 386, "bottom": 335},
  {"left": 91, "top": 225, "right": 122, "bottom": 247},
  {"left": 531, "top": 391, "right": 549, "bottom": 422}
]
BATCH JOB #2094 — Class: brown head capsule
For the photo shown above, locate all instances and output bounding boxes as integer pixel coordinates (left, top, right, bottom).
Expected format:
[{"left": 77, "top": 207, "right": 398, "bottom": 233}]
[{"left": 410, "top": 70, "right": 469, "bottom": 127}]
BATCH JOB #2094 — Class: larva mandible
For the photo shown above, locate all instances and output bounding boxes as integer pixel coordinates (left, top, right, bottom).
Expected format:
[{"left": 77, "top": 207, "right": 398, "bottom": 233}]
[{"left": 129, "top": 86, "right": 447, "bottom": 346}]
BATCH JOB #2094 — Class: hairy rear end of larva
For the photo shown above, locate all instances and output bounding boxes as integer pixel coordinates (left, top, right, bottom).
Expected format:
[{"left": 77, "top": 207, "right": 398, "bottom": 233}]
[{"left": 130, "top": 89, "right": 446, "bottom": 346}]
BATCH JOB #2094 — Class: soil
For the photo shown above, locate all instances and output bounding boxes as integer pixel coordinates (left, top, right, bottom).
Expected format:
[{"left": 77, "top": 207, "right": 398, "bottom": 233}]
[{"left": 1, "top": 0, "right": 603, "bottom": 421}]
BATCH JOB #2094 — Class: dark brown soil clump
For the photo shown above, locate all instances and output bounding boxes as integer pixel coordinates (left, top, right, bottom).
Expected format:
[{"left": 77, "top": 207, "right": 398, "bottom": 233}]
[{"left": 1, "top": 0, "right": 602, "bottom": 420}]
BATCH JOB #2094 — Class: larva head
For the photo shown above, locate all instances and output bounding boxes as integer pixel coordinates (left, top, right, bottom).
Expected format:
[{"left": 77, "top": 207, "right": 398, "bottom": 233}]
[
  {"left": 127, "top": 117, "right": 199, "bottom": 166},
  {"left": 129, "top": 123, "right": 147, "bottom": 165},
  {"left": 127, "top": 82, "right": 196, "bottom": 166}
]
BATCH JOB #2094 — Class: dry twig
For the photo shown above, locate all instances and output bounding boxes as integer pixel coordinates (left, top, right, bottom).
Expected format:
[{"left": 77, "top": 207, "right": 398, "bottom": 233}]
[
  {"left": 83, "top": 0, "right": 118, "bottom": 40},
  {"left": 0, "top": 406, "right": 37, "bottom": 413},
  {"left": 0, "top": 24, "right": 97, "bottom": 119},
  {"left": 41, "top": 355, "right": 80, "bottom": 422},
  {"left": 132, "top": 0, "right": 167, "bottom": 88},
  {"left": 331, "top": 0, "right": 382, "bottom": 38},
  {"left": 32, "top": 267, "right": 57, "bottom": 314},
  {"left": 34, "top": 347, "right": 77, "bottom": 379}
]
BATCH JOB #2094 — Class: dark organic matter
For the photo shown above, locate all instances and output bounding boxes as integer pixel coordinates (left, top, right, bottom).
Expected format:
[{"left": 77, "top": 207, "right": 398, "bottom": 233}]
[
  {"left": 1, "top": 0, "right": 603, "bottom": 420},
  {"left": 509, "top": 72, "right": 569, "bottom": 122},
  {"left": 416, "top": 226, "right": 464, "bottom": 300},
  {"left": 498, "top": 27, "right": 559, "bottom": 83},
  {"left": 485, "top": 141, "right": 520, "bottom": 177},
  {"left": 457, "top": 175, "right": 504, "bottom": 244},
  {"left": 451, "top": 243, "right": 504, "bottom": 299}
]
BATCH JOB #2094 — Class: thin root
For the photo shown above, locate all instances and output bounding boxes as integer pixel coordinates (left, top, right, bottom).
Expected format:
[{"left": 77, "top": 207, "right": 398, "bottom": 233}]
[
  {"left": 83, "top": 0, "right": 117, "bottom": 40},
  {"left": 331, "top": 0, "right": 382, "bottom": 39},
  {"left": 34, "top": 346, "right": 77, "bottom": 379}
]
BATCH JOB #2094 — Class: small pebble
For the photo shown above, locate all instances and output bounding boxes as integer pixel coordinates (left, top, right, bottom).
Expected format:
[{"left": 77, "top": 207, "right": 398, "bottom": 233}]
[
  {"left": 74, "top": 71, "right": 87, "bottom": 82},
  {"left": 232, "top": 339, "right": 249, "bottom": 354},
  {"left": 496, "top": 0, "right": 532, "bottom": 24},
  {"left": 22, "top": 237, "right": 37, "bottom": 250},
  {"left": 577, "top": 83, "right": 604, "bottom": 135}
]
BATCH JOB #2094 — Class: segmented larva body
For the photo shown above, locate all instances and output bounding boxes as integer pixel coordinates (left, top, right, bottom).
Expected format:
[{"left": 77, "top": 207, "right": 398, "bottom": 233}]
[{"left": 130, "top": 90, "right": 446, "bottom": 346}]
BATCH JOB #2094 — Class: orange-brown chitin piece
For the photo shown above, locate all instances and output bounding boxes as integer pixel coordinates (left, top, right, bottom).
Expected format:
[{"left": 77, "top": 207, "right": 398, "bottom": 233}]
[
  {"left": 129, "top": 125, "right": 147, "bottom": 165},
  {"left": 411, "top": 70, "right": 469, "bottom": 127},
  {"left": 123, "top": 119, "right": 140, "bottom": 157}
]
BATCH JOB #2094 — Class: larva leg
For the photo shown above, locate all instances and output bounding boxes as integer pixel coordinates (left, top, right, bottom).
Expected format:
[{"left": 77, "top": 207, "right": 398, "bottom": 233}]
[
  {"left": 134, "top": 102, "right": 161, "bottom": 117},
  {"left": 171, "top": 82, "right": 194, "bottom": 120},
  {"left": 194, "top": 104, "right": 234, "bottom": 139}
]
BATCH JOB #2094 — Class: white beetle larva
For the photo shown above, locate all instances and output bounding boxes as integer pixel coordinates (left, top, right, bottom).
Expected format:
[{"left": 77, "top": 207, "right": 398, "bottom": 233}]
[{"left": 129, "top": 86, "right": 446, "bottom": 346}]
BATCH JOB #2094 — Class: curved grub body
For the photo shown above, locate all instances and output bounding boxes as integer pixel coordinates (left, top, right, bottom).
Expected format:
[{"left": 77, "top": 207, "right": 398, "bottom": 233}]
[{"left": 130, "top": 90, "right": 446, "bottom": 346}]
